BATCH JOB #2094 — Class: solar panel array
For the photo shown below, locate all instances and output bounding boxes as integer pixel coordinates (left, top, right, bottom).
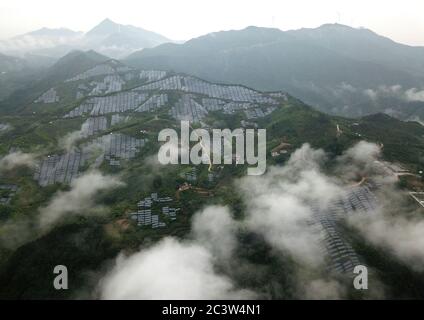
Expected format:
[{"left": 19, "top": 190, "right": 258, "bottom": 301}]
[
  {"left": 34, "top": 131, "right": 147, "bottom": 185},
  {"left": 244, "top": 107, "right": 276, "bottom": 119},
  {"left": 134, "top": 75, "right": 278, "bottom": 104},
  {"left": 134, "top": 94, "right": 168, "bottom": 112},
  {"left": 65, "top": 64, "right": 116, "bottom": 82},
  {"left": 64, "top": 103, "right": 93, "bottom": 118},
  {"left": 34, "top": 88, "right": 59, "bottom": 104},
  {"left": 64, "top": 70, "right": 282, "bottom": 122},
  {"left": 65, "top": 92, "right": 149, "bottom": 117},
  {"left": 88, "top": 75, "right": 125, "bottom": 95},
  {"left": 81, "top": 116, "right": 108, "bottom": 137},
  {"left": 170, "top": 94, "right": 208, "bottom": 122},
  {"left": 222, "top": 102, "right": 252, "bottom": 114},
  {"left": 312, "top": 185, "right": 378, "bottom": 274},
  {"left": 201, "top": 98, "right": 226, "bottom": 111},
  {"left": 130, "top": 193, "right": 179, "bottom": 228},
  {"left": 185, "top": 167, "right": 197, "bottom": 182},
  {"left": 110, "top": 114, "right": 131, "bottom": 126},
  {"left": 89, "top": 133, "right": 147, "bottom": 166},
  {"left": 33, "top": 150, "right": 88, "bottom": 186},
  {"left": 139, "top": 70, "right": 167, "bottom": 82},
  {"left": 0, "top": 184, "right": 19, "bottom": 205}
]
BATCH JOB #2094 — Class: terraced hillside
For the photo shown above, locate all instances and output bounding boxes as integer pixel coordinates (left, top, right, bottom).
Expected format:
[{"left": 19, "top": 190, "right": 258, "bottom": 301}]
[{"left": 1, "top": 59, "right": 424, "bottom": 299}]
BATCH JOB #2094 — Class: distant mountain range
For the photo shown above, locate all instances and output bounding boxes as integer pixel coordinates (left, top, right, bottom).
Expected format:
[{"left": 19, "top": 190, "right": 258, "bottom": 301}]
[
  {"left": 0, "top": 49, "right": 112, "bottom": 110},
  {"left": 125, "top": 24, "right": 424, "bottom": 120},
  {"left": 2, "top": 22, "right": 424, "bottom": 120},
  {"left": 0, "top": 18, "right": 172, "bottom": 59},
  {"left": 0, "top": 52, "right": 56, "bottom": 101},
  {"left": 0, "top": 52, "right": 27, "bottom": 73}
]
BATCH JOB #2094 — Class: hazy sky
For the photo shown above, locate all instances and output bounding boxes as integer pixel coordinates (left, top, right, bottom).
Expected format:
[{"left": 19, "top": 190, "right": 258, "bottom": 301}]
[{"left": 1, "top": 0, "right": 423, "bottom": 45}]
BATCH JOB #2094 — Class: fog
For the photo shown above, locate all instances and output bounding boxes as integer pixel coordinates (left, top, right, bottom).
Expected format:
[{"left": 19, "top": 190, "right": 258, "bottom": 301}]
[
  {"left": 39, "top": 170, "right": 124, "bottom": 229},
  {"left": 0, "top": 150, "right": 36, "bottom": 172},
  {"left": 100, "top": 206, "right": 255, "bottom": 299},
  {"left": 98, "top": 141, "right": 412, "bottom": 299},
  {"left": 1, "top": 0, "right": 424, "bottom": 46}
]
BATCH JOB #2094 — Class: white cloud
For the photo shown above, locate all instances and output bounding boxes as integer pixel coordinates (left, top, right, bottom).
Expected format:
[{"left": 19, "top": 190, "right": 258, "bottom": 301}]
[
  {"left": 58, "top": 122, "right": 89, "bottom": 152},
  {"left": 192, "top": 205, "right": 238, "bottom": 261},
  {"left": 97, "top": 141, "right": 424, "bottom": 299},
  {"left": 350, "top": 210, "right": 424, "bottom": 272},
  {"left": 302, "top": 279, "right": 346, "bottom": 299},
  {"left": 336, "top": 140, "right": 381, "bottom": 178},
  {"left": 238, "top": 144, "right": 343, "bottom": 267},
  {"left": 0, "top": 151, "right": 36, "bottom": 171},
  {"left": 405, "top": 88, "right": 424, "bottom": 102},
  {"left": 364, "top": 89, "right": 378, "bottom": 100},
  {"left": 0, "top": 123, "right": 12, "bottom": 133},
  {"left": 100, "top": 237, "right": 255, "bottom": 300},
  {"left": 39, "top": 170, "right": 124, "bottom": 228},
  {"left": 363, "top": 85, "right": 424, "bottom": 104},
  {"left": 99, "top": 205, "right": 255, "bottom": 300},
  {"left": 363, "top": 85, "right": 403, "bottom": 101}
]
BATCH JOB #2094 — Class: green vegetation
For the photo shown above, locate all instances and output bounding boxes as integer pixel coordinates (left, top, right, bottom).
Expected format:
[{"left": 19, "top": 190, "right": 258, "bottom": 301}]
[{"left": 1, "top": 57, "right": 424, "bottom": 299}]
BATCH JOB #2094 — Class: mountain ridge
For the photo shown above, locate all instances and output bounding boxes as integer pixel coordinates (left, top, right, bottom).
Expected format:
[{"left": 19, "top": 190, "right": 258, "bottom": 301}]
[
  {"left": 0, "top": 18, "right": 172, "bottom": 59},
  {"left": 125, "top": 24, "right": 424, "bottom": 119}
]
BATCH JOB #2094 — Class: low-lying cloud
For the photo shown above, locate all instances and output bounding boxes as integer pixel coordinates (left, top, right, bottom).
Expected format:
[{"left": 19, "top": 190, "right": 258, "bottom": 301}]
[
  {"left": 95, "top": 140, "right": 424, "bottom": 299},
  {"left": 0, "top": 34, "right": 82, "bottom": 53},
  {"left": 405, "top": 88, "right": 424, "bottom": 102},
  {"left": 39, "top": 170, "right": 124, "bottom": 229},
  {"left": 99, "top": 142, "right": 380, "bottom": 299},
  {"left": 59, "top": 122, "right": 89, "bottom": 152},
  {"left": 350, "top": 207, "right": 424, "bottom": 272},
  {"left": 363, "top": 85, "right": 424, "bottom": 103},
  {"left": 302, "top": 279, "right": 347, "bottom": 300},
  {"left": 239, "top": 144, "right": 343, "bottom": 267},
  {"left": 99, "top": 206, "right": 255, "bottom": 300},
  {"left": 0, "top": 151, "right": 36, "bottom": 172},
  {"left": 0, "top": 123, "right": 12, "bottom": 133},
  {"left": 192, "top": 206, "right": 238, "bottom": 262},
  {"left": 101, "top": 238, "right": 255, "bottom": 300}
]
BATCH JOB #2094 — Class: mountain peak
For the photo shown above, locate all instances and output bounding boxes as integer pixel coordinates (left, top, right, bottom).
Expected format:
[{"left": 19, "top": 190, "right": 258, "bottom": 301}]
[
  {"left": 318, "top": 23, "right": 353, "bottom": 29},
  {"left": 25, "top": 27, "right": 81, "bottom": 37},
  {"left": 242, "top": 25, "right": 282, "bottom": 32},
  {"left": 99, "top": 18, "right": 117, "bottom": 26},
  {"left": 44, "top": 49, "right": 110, "bottom": 81},
  {"left": 315, "top": 23, "right": 380, "bottom": 37},
  {"left": 86, "top": 18, "right": 121, "bottom": 36}
]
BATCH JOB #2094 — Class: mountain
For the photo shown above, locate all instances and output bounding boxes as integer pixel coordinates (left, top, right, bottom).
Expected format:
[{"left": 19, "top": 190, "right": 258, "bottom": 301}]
[
  {"left": 82, "top": 18, "right": 171, "bottom": 58},
  {"left": 0, "top": 28, "right": 83, "bottom": 57},
  {"left": 0, "top": 19, "right": 172, "bottom": 59},
  {"left": 0, "top": 53, "right": 56, "bottom": 101},
  {"left": 0, "top": 50, "right": 110, "bottom": 111},
  {"left": 0, "top": 53, "right": 27, "bottom": 73},
  {"left": 20, "top": 53, "right": 57, "bottom": 69},
  {"left": 43, "top": 49, "right": 110, "bottom": 82},
  {"left": 287, "top": 24, "right": 424, "bottom": 77},
  {"left": 0, "top": 53, "right": 30, "bottom": 100},
  {"left": 25, "top": 27, "right": 82, "bottom": 38},
  {"left": 125, "top": 24, "right": 424, "bottom": 119},
  {"left": 2, "top": 58, "right": 424, "bottom": 299}
]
